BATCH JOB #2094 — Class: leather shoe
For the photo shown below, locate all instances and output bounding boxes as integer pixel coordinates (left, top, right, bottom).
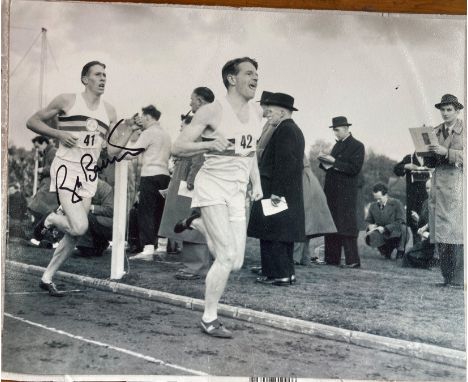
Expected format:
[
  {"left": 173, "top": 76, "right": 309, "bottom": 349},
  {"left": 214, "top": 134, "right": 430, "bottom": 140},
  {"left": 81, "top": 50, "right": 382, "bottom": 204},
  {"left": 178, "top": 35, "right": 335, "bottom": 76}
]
[
  {"left": 174, "top": 209, "right": 201, "bottom": 233},
  {"left": 255, "top": 276, "right": 276, "bottom": 284},
  {"left": 175, "top": 271, "right": 201, "bottom": 280},
  {"left": 39, "top": 281, "right": 65, "bottom": 297},
  {"left": 272, "top": 275, "right": 296, "bottom": 286},
  {"left": 341, "top": 263, "right": 361, "bottom": 269},
  {"left": 250, "top": 266, "right": 262, "bottom": 275}
]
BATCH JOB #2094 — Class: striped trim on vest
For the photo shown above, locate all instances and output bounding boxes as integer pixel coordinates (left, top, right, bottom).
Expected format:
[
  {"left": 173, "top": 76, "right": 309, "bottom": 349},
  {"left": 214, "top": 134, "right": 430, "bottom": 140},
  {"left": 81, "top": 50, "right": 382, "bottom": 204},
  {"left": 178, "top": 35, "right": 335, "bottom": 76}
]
[{"left": 58, "top": 115, "right": 108, "bottom": 136}]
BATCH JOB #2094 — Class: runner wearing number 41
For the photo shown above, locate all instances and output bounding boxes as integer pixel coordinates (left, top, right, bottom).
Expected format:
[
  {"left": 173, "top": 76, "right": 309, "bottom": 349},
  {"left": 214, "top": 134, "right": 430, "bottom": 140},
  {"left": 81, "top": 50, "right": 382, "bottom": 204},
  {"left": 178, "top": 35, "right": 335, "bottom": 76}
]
[
  {"left": 172, "top": 57, "right": 263, "bottom": 338},
  {"left": 26, "top": 61, "right": 141, "bottom": 297}
]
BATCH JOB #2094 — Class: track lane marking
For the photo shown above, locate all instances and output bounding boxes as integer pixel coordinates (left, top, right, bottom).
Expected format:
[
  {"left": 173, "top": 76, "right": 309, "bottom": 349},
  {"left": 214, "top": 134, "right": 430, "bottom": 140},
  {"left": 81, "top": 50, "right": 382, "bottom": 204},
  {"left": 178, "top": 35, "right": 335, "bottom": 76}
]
[
  {"left": 4, "top": 313, "right": 208, "bottom": 376},
  {"left": 5, "top": 290, "right": 84, "bottom": 295}
]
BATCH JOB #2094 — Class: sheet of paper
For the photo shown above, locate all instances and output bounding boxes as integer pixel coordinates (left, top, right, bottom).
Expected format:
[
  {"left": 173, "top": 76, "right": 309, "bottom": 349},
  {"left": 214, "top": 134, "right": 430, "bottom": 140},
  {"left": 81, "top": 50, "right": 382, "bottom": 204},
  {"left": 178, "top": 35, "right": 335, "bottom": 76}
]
[
  {"left": 261, "top": 197, "right": 288, "bottom": 216},
  {"left": 409, "top": 127, "right": 439, "bottom": 155},
  {"left": 178, "top": 180, "right": 193, "bottom": 198},
  {"left": 320, "top": 161, "right": 333, "bottom": 170}
]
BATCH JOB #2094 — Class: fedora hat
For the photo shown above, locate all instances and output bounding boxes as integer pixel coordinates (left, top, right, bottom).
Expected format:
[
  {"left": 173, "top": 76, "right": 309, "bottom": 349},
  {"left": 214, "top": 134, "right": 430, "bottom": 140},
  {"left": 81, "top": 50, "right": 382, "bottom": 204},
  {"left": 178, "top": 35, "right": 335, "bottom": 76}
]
[
  {"left": 435, "top": 94, "right": 464, "bottom": 110},
  {"left": 263, "top": 92, "right": 298, "bottom": 111},
  {"left": 257, "top": 90, "right": 274, "bottom": 104},
  {"left": 330, "top": 116, "right": 352, "bottom": 128}
]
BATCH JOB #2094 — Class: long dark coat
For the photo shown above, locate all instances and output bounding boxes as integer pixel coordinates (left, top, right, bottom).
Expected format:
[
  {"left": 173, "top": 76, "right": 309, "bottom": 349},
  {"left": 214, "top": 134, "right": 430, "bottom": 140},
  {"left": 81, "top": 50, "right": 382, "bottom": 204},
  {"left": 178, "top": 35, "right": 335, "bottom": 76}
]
[
  {"left": 393, "top": 153, "right": 428, "bottom": 231},
  {"left": 248, "top": 118, "right": 305, "bottom": 242},
  {"left": 321, "top": 134, "right": 365, "bottom": 237}
]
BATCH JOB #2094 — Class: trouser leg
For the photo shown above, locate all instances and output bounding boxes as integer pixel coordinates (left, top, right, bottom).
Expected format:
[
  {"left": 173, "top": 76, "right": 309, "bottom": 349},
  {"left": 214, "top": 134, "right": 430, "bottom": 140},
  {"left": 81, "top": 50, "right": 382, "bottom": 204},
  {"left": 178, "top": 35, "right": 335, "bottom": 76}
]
[
  {"left": 181, "top": 242, "right": 211, "bottom": 276},
  {"left": 343, "top": 236, "right": 360, "bottom": 265},
  {"left": 267, "top": 241, "right": 294, "bottom": 279},
  {"left": 260, "top": 239, "right": 274, "bottom": 278},
  {"left": 325, "top": 233, "right": 343, "bottom": 265},
  {"left": 439, "top": 243, "right": 464, "bottom": 285}
]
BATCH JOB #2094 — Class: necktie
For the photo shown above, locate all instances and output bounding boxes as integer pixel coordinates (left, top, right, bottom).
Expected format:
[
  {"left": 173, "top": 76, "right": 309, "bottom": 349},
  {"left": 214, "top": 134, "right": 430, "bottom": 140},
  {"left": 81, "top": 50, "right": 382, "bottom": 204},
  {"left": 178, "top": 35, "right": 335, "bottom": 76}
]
[{"left": 442, "top": 127, "right": 449, "bottom": 140}]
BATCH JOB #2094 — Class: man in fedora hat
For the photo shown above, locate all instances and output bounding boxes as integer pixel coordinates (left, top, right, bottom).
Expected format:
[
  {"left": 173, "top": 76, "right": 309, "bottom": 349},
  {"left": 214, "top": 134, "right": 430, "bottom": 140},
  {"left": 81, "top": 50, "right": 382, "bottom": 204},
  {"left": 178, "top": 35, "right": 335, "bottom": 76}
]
[
  {"left": 365, "top": 183, "right": 406, "bottom": 259},
  {"left": 248, "top": 92, "right": 305, "bottom": 286},
  {"left": 319, "top": 116, "right": 365, "bottom": 268},
  {"left": 425, "top": 94, "right": 464, "bottom": 288}
]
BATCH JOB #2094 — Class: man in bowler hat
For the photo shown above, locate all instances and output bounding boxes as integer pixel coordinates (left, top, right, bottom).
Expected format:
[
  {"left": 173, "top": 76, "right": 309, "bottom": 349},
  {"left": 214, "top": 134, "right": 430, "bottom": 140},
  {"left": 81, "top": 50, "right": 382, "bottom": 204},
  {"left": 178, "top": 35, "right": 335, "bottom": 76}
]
[
  {"left": 248, "top": 92, "right": 305, "bottom": 285},
  {"left": 319, "top": 116, "right": 365, "bottom": 268}
]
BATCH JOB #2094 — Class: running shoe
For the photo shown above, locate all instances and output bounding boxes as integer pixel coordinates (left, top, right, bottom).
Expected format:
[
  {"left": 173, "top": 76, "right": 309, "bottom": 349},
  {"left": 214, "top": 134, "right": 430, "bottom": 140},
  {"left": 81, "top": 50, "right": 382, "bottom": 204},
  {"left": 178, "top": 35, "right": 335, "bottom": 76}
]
[
  {"left": 39, "top": 281, "right": 65, "bottom": 297},
  {"left": 200, "top": 319, "right": 232, "bottom": 338}
]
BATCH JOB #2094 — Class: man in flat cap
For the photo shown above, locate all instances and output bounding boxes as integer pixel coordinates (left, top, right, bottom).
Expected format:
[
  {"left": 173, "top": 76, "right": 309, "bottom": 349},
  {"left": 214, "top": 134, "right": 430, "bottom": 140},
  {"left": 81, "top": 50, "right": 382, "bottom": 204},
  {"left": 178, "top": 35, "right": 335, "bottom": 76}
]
[
  {"left": 425, "top": 94, "right": 464, "bottom": 288},
  {"left": 319, "top": 116, "right": 365, "bottom": 268},
  {"left": 248, "top": 92, "right": 305, "bottom": 286}
]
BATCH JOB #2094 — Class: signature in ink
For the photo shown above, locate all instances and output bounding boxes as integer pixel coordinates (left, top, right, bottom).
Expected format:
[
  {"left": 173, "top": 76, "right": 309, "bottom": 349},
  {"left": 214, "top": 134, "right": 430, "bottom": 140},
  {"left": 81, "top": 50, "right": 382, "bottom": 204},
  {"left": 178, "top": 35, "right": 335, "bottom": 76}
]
[{"left": 57, "top": 119, "right": 145, "bottom": 203}]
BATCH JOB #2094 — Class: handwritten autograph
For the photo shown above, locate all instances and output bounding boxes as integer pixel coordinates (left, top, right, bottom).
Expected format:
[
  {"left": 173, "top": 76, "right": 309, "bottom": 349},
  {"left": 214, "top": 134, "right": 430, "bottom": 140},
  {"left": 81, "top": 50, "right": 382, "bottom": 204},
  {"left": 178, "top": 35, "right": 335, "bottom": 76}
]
[{"left": 56, "top": 119, "right": 145, "bottom": 203}]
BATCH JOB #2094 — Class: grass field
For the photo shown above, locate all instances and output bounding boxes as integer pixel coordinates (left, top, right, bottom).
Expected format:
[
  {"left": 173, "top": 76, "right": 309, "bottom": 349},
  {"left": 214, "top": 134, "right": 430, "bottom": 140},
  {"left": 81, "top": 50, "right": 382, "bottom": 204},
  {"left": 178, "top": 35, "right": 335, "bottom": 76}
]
[{"left": 6, "top": 233, "right": 465, "bottom": 351}]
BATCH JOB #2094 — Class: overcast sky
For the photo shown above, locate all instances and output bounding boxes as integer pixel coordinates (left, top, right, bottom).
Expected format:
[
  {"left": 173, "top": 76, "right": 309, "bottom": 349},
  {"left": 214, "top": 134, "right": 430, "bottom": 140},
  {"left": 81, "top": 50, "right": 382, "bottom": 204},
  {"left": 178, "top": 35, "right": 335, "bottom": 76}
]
[{"left": 8, "top": 1, "right": 466, "bottom": 160}]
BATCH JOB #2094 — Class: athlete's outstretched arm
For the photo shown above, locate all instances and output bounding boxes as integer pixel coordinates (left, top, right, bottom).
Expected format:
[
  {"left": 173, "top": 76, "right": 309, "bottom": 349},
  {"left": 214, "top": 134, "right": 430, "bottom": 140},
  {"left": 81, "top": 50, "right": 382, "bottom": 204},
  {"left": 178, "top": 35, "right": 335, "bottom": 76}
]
[{"left": 27, "top": 94, "right": 78, "bottom": 148}]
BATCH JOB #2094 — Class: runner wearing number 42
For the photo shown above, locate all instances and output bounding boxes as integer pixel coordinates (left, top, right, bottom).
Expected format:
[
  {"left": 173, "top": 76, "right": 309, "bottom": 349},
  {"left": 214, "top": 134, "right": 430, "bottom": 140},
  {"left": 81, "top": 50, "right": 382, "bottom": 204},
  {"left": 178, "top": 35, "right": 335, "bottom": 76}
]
[
  {"left": 26, "top": 61, "right": 141, "bottom": 297},
  {"left": 172, "top": 57, "right": 263, "bottom": 338}
]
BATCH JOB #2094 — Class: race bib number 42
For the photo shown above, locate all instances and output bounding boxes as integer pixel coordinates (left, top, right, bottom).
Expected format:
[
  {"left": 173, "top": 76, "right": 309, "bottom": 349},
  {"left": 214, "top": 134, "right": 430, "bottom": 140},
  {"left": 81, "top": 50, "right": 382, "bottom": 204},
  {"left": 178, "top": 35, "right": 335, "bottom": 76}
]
[{"left": 234, "top": 133, "right": 257, "bottom": 156}]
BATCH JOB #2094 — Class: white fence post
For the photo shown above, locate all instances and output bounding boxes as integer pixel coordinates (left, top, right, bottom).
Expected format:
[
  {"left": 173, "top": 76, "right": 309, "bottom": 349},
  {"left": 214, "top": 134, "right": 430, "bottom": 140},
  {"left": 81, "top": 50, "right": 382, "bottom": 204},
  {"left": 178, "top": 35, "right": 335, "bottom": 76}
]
[{"left": 111, "top": 160, "right": 128, "bottom": 280}]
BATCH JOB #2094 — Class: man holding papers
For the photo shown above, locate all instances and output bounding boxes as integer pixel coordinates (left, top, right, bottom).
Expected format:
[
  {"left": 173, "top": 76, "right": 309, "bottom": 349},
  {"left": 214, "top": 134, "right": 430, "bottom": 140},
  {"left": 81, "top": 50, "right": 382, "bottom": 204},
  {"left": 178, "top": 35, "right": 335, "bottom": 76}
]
[
  {"left": 319, "top": 116, "right": 365, "bottom": 268},
  {"left": 248, "top": 93, "right": 305, "bottom": 286},
  {"left": 425, "top": 94, "right": 464, "bottom": 288}
]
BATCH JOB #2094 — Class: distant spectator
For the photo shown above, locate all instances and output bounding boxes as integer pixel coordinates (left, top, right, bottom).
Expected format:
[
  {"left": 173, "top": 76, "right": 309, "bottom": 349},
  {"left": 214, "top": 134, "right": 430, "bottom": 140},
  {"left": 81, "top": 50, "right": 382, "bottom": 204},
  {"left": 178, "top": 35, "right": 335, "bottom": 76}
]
[
  {"left": 7, "top": 183, "right": 28, "bottom": 238},
  {"left": 402, "top": 179, "right": 435, "bottom": 268},
  {"left": 129, "top": 105, "right": 172, "bottom": 261},
  {"left": 393, "top": 151, "right": 428, "bottom": 242},
  {"left": 293, "top": 155, "right": 336, "bottom": 266},
  {"left": 319, "top": 116, "right": 365, "bottom": 268},
  {"left": 76, "top": 179, "right": 114, "bottom": 257},
  {"left": 28, "top": 136, "right": 59, "bottom": 220},
  {"left": 159, "top": 86, "right": 215, "bottom": 280},
  {"left": 365, "top": 183, "right": 406, "bottom": 259}
]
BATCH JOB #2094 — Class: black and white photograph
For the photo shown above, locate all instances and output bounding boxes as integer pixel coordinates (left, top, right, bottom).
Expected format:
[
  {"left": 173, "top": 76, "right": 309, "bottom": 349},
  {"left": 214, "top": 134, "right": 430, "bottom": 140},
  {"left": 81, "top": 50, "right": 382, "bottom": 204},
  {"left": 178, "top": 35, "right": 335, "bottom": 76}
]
[{"left": 3, "top": 0, "right": 466, "bottom": 380}]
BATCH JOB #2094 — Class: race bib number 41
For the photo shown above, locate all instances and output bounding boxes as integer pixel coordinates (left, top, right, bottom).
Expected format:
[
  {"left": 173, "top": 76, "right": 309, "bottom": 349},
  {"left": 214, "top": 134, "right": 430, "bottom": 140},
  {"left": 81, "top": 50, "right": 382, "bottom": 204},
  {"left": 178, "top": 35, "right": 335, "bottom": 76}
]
[
  {"left": 234, "top": 133, "right": 257, "bottom": 156},
  {"left": 74, "top": 132, "right": 102, "bottom": 148}
]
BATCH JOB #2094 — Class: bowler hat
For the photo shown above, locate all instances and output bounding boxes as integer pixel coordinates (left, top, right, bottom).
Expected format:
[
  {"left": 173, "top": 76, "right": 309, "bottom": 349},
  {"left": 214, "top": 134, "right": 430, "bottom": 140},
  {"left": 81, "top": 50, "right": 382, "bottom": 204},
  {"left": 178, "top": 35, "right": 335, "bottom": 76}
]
[
  {"left": 365, "top": 230, "right": 386, "bottom": 248},
  {"left": 263, "top": 92, "right": 298, "bottom": 111},
  {"left": 435, "top": 94, "right": 464, "bottom": 110},
  {"left": 257, "top": 91, "right": 274, "bottom": 104},
  {"left": 330, "top": 116, "right": 352, "bottom": 128}
]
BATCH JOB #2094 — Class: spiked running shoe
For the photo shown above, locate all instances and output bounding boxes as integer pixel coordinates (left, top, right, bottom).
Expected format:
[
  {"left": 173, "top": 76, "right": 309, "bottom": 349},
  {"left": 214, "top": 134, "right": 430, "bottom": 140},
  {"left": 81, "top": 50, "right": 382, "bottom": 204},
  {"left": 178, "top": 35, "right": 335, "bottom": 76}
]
[{"left": 200, "top": 319, "right": 233, "bottom": 338}]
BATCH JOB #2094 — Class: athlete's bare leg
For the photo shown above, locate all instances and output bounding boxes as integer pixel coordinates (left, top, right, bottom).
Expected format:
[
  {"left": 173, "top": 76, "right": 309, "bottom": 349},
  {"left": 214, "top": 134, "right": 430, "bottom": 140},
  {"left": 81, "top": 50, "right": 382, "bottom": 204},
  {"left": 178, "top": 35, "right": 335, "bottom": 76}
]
[
  {"left": 41, "top": 191, "right": 91, "bottom": 283},
  {"left": 199, "top": 204, "right": 243, "bottom": 322}
]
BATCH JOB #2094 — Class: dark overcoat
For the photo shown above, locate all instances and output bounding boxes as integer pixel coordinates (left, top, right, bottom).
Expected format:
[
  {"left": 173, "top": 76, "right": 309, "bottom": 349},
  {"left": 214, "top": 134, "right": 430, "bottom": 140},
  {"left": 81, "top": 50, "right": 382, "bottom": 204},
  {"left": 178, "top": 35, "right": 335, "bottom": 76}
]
[
  {"left": 321, "top": 134, "right": 365, "bottom": 237},
  {"left": 248, "top": 118, "right": 305, "bottom": 242}
]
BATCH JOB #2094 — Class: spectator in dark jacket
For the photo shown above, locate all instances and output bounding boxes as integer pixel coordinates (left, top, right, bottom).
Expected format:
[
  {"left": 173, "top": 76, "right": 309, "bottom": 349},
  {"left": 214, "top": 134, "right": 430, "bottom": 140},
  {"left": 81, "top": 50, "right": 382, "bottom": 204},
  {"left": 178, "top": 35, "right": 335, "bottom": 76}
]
[
  {"left": 393, "top": 152, "right": 428, "bottom": 242},
  {"left": 403, "top": 179, "right": 435, "bottom": 268},
  {"left": 76, "top": 179, "right": 114, "bottom": 257},
  {"left": 28, "top": 136, "right": 59, "bottom": 220},
  {"left": 365, "top": 183, "right": 406, "bottom": 259},
  {"left": 319, "top": 116, "right": 365, "bottom": 268}
]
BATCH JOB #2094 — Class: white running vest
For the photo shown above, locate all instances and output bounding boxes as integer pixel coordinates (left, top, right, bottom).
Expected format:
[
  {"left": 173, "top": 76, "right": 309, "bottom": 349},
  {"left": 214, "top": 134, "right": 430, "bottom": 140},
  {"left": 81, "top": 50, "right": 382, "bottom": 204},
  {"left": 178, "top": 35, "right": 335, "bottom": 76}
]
[
  {"left": 56, "top": 93, "right": 110, "bottom": 163},
  {"left": 200, "top": 96, "right": 262, "bottom": 183}
]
